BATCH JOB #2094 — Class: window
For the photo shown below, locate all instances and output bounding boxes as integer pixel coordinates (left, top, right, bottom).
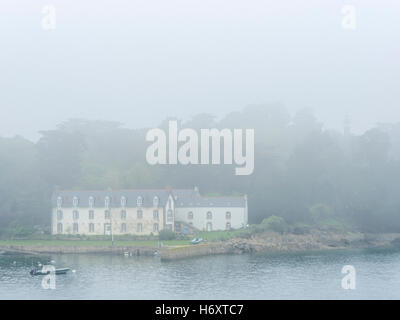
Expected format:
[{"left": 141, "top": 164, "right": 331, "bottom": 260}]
[
  {"left": 137, "top": 210, "right": 143, "bottom": 219},
  {"left": 137, "top": 196, "right": 143, "bottom": 207},
  {"left": 56, "top": 196, "right": 62, "bottom": 208},
  {"left": 226, "top": 222, "right": 231, "bottom": 230},
  {"left": 121, "top": 223, "right": 126, "bottom": 233},
  {"left": 153, "top": 223, "right": 159, "bottom": 232},
  {"left": 206, "top": 222, "right": 212, "bottom": 231},
  {"left": 73, "top": 210, "right": 79, "bottom": 220},
  {"left": 105, "top": 210, "right": 110, "bottom": 219},
  {"left": 105, "top": 196, "right": 111, "bottom": 208},
  {"left": 121, "top": 210, "right": 126, "bottom": 220},
  {"left": 206, "top": 211, "right": 212, "bottom": 220},
  {"left": 137, "top": 223, "right": 142, "bottom": 233},
  {"left": 153, "top": 210, "right": 159, "bottom": 220},
  {"left": 167, "top": 209, "right": 173, "bottom": 222},
  {"left": 153, "top": 196, "right": 159, "bottom": 207},
  {"left": 57, "top": 210, "right": 63, "bottom": 220},
  {"left": 226, "top": 211, "right": 231, "bottom": 219},
  {"left": 187, "top": 211, "right": 193, "bottom": 220},
  {"left": 104, "top": 223, "right": 111, "bottom": 235},
  {"left": 89, "top": 223, "right": 94, "bottom": 233},
  {"left": 73, "top": 223, "right": 79, "bottom": 233},
  {"left": 72, "top": 196, "right": 79, "bottom": 207},
  {"left": 121, "top": 196, "right": 127, "bottom": 207},
  {"left": 88, "top": 196, "right": 95, "bottom": 208},
  {"left": 57, "top": 223, "right": 63, "bottom": 233},
  {"left": 89, "top": 210, "right": 94, "bottom": 219}
]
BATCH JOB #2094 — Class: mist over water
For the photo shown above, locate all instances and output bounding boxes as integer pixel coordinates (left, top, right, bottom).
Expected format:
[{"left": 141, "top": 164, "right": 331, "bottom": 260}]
[
  {"left": 1, "top": 1, "right": 400, "bottom": 302},
  {"left": 1, "top": 249, "right": 400, "bottom": 300}
]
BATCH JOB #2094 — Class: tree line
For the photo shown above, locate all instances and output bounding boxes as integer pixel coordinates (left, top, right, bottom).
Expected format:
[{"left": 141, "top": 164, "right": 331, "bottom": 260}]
[{"left": 1, "top": 104, "right": 400, "bottom": 234}]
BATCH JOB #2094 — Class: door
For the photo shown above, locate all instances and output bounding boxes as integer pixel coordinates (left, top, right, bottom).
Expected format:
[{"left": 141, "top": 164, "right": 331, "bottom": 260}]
[{"left": 104, "top": 223, "right": 111, "bottom": 235}]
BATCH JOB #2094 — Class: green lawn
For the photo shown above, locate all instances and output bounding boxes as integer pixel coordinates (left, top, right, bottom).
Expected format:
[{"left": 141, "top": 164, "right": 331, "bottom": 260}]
[
  {"left": 0, "top": 229, "right": 250, "bottom": 248},
  {"left": 0, "top": 239, "right": 190, "bottom": 247}
]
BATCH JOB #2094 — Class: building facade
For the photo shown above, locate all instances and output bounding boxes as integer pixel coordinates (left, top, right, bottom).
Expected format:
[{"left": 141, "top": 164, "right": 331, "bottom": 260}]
[{"left": 51, "top": 187, "right": 247, "bottom": 235}]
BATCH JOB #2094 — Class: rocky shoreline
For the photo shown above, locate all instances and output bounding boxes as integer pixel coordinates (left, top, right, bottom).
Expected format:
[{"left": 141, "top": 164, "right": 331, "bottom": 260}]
[
  {"left": 2, "top": 230, "right": 400, "bottom": 260},
  {"left": 160, "top": 230, "right": 400, "bottom": 260}
]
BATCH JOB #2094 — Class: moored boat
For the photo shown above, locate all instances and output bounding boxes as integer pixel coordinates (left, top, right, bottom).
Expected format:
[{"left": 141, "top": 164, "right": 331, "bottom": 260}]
[{"left": 30, "top": 267, "right": 70, "bottom": 276}]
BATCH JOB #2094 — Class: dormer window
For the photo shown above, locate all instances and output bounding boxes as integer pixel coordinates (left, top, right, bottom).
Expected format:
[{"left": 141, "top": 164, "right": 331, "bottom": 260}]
[
  {"left": 105, "top": 196, "right": 111, "bottom": 208},
  {"left": 88, "top": 196, "right": 95, "bottom": 208},
  {"left": 56, "top": 196, "right": 62, "bottom": 208},
  {"left": 137, "top": 196, "right": 143, "bottom": 207},
  {"left": 72, "top": 196, "right": 79, "bottom": 207},
  {"left": 121, "top": 196, "right": 127, "bottom": 207},
  {"left": 153, "top": 196, "right": 159, "bottom": 207}
]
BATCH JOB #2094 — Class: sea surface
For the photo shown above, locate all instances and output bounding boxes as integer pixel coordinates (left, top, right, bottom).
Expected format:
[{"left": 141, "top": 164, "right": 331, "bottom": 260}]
[{"left": 0, "top": 248, "right": 399, "bottom": 299}]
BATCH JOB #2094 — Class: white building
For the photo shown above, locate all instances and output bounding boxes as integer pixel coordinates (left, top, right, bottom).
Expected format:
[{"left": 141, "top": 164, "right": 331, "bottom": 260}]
[{"left": 51, "top": 187, "right": 248, "bottom": 235}]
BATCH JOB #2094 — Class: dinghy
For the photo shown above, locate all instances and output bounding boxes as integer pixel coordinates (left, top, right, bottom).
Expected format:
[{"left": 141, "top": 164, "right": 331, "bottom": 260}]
[
  {"left": 190, "top": 238, "right": 203, "bottom": 245},
  {"left": 30, "top": 267, "right": 70, "bottom": 276}
]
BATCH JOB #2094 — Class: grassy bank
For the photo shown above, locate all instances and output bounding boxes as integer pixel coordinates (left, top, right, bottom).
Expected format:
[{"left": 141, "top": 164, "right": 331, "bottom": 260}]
[{"left": 0, "top": 239, "right": 190, "bottom": 247}]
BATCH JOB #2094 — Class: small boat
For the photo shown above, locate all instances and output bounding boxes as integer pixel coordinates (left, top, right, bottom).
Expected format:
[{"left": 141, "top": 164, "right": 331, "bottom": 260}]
[
  {"left": 190, "top": 238, "right": 203, "bottom": 245},
  {"left": 30, "top": 267, "right": 71, "bottom": 276}
]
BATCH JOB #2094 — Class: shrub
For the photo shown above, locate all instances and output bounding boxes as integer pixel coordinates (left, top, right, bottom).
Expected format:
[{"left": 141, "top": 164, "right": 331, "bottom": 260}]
[
  {"left": 291, "top": 224, "right": 311, "bottom": 235},
  {"left": 158, "top": 230, "right": 176, "bottom": 240},
  {"left": 4, "top": 226, "right": 35, "bottom": 238},
  {"left": 309, "top": 203, "right": 346, "bottom": 231},
  {"left": 260, "top": 216, "right": 288, "bottom": 233}
]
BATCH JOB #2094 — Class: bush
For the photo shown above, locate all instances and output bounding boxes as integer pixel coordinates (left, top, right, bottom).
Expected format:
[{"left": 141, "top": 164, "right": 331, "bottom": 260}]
[
  {"left": 3, "top": 226, "right": 35, "bottom": 239},
  {"left": 309, "top": 203, "right": 347, "bottom": 231},
  {"left": 158, "top": 230, "right": 176, "bottom": 241},
  {"left": 291, "top": 224, "right": 312, "bottom": 235},
  {"left": 260, "top": 216, "right": 288, "bottom": 233}
]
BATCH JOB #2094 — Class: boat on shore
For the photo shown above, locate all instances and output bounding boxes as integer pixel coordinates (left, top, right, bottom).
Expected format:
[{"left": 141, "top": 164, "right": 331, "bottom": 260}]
[{"left": 190, "top": 238, "right": 203, "bottom": 245}]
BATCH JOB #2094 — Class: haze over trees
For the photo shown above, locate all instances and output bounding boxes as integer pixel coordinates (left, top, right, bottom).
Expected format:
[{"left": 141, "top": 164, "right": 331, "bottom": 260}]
[{"left": 1, "top": 104, "right": 400, "bottom": 234}]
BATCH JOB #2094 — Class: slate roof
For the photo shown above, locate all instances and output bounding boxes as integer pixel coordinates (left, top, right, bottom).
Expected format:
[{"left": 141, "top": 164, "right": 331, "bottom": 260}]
[
  {"left": 52, "top": 189, "right": 170, "bottom": 208},
  {"left": 171, "top": 190, "right": 246, "bottom": 208},
  {"left": 52, "top": 188, "right": 246, "bottom": 208}
]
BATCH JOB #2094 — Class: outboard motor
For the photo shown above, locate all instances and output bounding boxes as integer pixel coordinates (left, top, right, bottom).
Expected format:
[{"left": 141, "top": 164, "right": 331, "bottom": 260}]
[{"left": 30, "top": 267, "right": 37, "bottom": 276}]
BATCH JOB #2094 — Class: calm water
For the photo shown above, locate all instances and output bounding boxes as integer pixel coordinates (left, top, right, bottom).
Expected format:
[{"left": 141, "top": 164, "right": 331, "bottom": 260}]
[{"left": 1, "top": 248, "right": 399, "bottom": 299}]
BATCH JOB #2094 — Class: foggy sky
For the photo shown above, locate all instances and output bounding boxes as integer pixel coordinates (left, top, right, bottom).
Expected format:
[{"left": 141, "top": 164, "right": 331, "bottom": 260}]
[{"left": 0, "top": 0, "right": 399, "bottom": 141}]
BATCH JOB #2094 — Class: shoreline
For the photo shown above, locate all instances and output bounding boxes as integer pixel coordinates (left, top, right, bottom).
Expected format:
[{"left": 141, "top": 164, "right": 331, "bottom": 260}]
[{"left": 2, "top": 231, "right": 400, "bottom": 260}]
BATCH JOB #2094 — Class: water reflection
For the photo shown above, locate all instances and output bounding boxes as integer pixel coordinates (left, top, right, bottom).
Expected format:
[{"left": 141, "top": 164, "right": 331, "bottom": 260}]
[{"left": 1, "top": 249, "right": 400, "bottom": 299}]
